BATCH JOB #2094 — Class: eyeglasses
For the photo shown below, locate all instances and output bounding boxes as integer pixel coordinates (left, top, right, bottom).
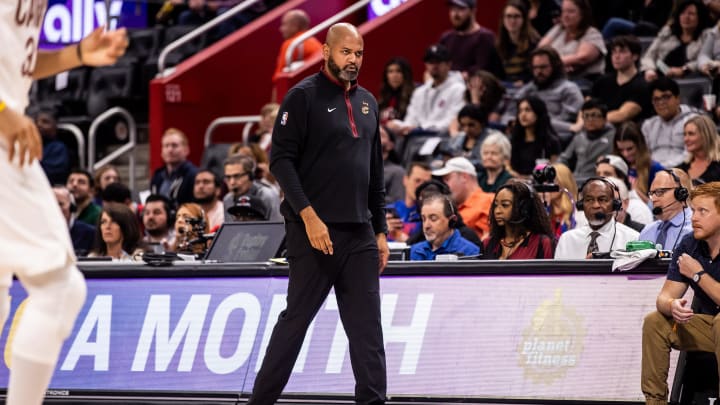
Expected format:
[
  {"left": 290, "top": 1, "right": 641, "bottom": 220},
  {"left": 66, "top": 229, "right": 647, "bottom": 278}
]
[
  {"left": 224, "top": 172, "right": 250, "bottom": 181},
  {"left": 583, "top": 112, "right": 604, "bottom": 120},
  {"left": 647, "top": 188, "right": 673, "bottom": 198},
  {"left": 651, "top": 94, "right": 674, "bottom": 104}
]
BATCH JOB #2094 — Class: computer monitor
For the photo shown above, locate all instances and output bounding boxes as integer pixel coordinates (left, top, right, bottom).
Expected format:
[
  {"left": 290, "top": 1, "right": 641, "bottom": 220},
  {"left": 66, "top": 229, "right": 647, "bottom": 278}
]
[{"left": 204, "top": 221, "right": 285, "bottom": 263}]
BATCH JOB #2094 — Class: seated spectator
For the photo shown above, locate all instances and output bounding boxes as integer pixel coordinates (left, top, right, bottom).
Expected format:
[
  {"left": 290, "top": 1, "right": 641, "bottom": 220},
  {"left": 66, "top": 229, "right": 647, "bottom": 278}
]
[
  {"left": 594, "top": 154, "right": 654, "bottom": 225},
  {"left": 67, "top": 169, "right": 102, "bottom": 226},
  {"left": 142, "top": 194, "right": 176, "bottom": 250},
  {"left": 613, "top": 121, "right": 665, "bottom": 204},
  {"left": 590, "top": 36, "right": 652, "bottom": 125},
  {"left": 378, "top": 57, "right": 415, "bottom": 124},
  {"left": 439, "top": 0, "right": 504, "bottom": 79},
  {"left": 538, "top": 0, "right": 607, "bottom": 80},
  {"left": 230, "top": 142, "right": 281, "bottom": 196},
  {"left": 497, "top": 0, "right": 540, "bottom": 85},
  {"left": 248, "top": 103, "right": 279, "bottom": 152},
  {"left": 555, "top": 177, "right": 639, "bottom": 259},
  {"left": 642, "top": 77, "right": 699, "bottom": 168},
  {"left": 640, "top": 182, "right": 720, "bottom": 405},
  {"left": 433, "top": 157, "right": 495, "bottom": 240},
  {"left": 227, "top": 195, "right": 269, "bottom": 221},
  {"left": 178, "top": 0, "right": 216, "bottom": 26},
  {"left": 546, "top": 162, "right": 578, "bottom": 237},
  {"left": 386, "top": 162, "right": 432, "bottom": 242},
  {"left": 639, "top": 168, "right": 693, "bottom": 250},
  {"left": 601, "top": 0, "right": 673, "bottom": 39},
  {"left": 405, "top": 179, "right": 483, "bottom": 247},
  {"left": 92, "top": 165, "right": 120, "bottom": 206},
  {"left": 35, "top": 107, "right": 70, "bottom": 185},
  {"left": 272, "top": 9, "right": 322, "bottom": 83},
  {"left": 640, "top": 0, "right": 711, "bottom": 82},
  {"left": 484, "top": 181, "right": 555, "bottom": 259},
  {"left": 409, "top": 193, "right": 481, "bottom": 260},
  {"left": 698, "top": 20, "right": 720, "bottom": 76},
  {"left": 173, "top": 202, "right": 211, "bottom": 256},
  {"left": 151, "top": 128, "right": 199, "bottom": 206},
  {"left": 443, "top": 104, "right": 503, "bottom": 164},
  {"left": 89, "top": 203, "right": 144, "bottom": 261},
  {"left": 380, "top": 126, "right": 405, "bottom": 204},
  {"left": 53, "top": 185, "right": 95, "bottom": 256},
  {"left": 101, "top": 182, "right": 134, "bottom": 208},
  {"left": 528, "top": 0, "right": 561, "bottom": 36},
  {"left": 559, "top": 99, "right": 615, "bottom": 179},
  {"left": 193, "top": 169, "right": 224, "bottom": 231},
  {"left": 509, "top": 47, "right": 584, "bottom": 141},
  {"left": 464, "top": 70, "right": 507, "bottom": 122},
  {"left": 509, "top": 96, "right": 562, "bottom": 177},
  {"left": 478, "top": 133, "right": 514, "bottom": 193},
  {"left": 222, "top": 154, "right": 281, "bottom": 222},
  {"left": 677, "top": 115, "right": 720, "bottom": 184},
  {"left": 386, "top": 44, "right": 466, "bottom": 136}
]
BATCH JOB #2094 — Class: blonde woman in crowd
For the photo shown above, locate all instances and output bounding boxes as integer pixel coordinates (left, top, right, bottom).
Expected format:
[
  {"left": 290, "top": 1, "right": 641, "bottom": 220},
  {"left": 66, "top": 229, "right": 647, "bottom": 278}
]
[
  {"left": 546, "top": 162, "right": 578, "bottom": 239},
  {"left": 676, "top": 115, "right": 720, "bottom": 184}
]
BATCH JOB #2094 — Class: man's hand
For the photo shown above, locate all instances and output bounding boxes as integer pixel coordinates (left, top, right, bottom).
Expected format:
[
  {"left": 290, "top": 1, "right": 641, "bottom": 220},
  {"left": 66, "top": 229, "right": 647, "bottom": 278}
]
[
  {"left": 300, "top": 206, "right": 333, "bottom": 255},
  {"left": 0, "top": 106, "right": 42, "bottom": 167},
  {"left": 670, "top": 298, "right": 694, "bottom": 324},
  {"left": 386, "top": 213, "right": 408, "bottom": 242},
  {"left": 80, "top": 26, "right": 129, "bottom": 67},
  {"left": 376, "top": 233, "right": 389, "bottom": 274},
  {"left": 644, "top": 69, "right": 658, "bottom": 82},
  {"left": 677, "top": 253, "right": 703, "bottom": 278}
]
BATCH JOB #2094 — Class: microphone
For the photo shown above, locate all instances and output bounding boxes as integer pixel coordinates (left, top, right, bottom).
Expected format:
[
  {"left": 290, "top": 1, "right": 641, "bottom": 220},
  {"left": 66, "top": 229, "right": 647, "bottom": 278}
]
[
  {"left": 593, "top": 212, "right": 607, "bottom": 221},
  {"left": 652, "top": 200, "right": 678, "bottom": 216}
]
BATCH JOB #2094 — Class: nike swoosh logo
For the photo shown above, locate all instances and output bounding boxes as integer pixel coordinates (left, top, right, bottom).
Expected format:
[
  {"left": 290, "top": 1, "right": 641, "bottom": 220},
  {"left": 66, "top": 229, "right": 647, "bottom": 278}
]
[{"left": 327, "top": 107, "right": 336, "bottom": 112}]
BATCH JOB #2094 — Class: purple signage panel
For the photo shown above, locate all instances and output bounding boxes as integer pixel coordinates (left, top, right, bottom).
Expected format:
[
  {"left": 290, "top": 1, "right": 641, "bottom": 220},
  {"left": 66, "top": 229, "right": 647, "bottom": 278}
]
[
  {"left": 40, "top": 0, "right": 147, "bottom": 48},
  {"left": 0, "top": 273, "right": 676, "bottom": 401},
  {"left": 367, "top": 0, "right": 409, "bottom": 20}
]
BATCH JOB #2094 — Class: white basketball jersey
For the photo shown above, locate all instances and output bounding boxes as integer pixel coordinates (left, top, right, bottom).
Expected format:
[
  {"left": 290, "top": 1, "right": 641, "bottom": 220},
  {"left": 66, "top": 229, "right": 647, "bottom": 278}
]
[{"left": 0, "top": 0, "right": 47, "bottom": 112}]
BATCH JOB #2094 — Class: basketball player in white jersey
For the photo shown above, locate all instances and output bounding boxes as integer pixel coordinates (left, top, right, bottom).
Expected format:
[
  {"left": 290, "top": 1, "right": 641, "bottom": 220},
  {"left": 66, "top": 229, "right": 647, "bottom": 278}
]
[{"left": 0, "top": 1, "right": 127, "bottom": 403}]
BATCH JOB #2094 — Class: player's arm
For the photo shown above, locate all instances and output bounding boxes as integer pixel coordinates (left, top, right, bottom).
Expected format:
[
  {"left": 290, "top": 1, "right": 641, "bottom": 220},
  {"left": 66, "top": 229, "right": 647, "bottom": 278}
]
[{"left": 33, "top": 26, "right": 128, "bottom": 80}]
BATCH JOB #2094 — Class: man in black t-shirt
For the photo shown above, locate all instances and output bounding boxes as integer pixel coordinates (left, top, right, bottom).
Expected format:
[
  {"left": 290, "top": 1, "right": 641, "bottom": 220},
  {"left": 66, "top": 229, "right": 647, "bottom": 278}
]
[
  {"left": 590, "top": 36, "right": 651, "bottom": 124},
  {"left": 641, "top": 182, "right": 720, "bottom": 404}
]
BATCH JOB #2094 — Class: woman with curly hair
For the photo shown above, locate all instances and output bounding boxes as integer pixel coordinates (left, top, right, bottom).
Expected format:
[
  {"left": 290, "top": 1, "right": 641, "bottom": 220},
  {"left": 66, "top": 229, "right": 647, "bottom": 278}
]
[{"left": 484, "top": 180, "right": 555, "bottom": 259}]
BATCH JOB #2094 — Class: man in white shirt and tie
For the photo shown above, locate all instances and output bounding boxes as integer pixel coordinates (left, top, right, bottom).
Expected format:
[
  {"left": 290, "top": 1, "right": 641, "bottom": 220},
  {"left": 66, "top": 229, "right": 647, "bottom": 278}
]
[
  {"left": 638, "top": 169, "right": 693, "bottom": 251},
  {"left": 555, "top": 177, "right": 639, "bottom": 259}
]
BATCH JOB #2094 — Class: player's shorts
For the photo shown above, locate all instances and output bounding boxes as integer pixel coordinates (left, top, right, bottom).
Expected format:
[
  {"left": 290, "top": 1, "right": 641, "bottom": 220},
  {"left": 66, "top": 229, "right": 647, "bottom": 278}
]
[{"left": 0, "top": 143, "right": 76, "bottom": 287}]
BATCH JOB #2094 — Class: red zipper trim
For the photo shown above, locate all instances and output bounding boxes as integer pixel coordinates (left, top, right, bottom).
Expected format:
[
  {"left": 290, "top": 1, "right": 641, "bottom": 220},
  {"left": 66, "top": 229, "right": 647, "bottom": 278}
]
[{"left": 345, "top": 90, "right": 358, "bottom": 138}]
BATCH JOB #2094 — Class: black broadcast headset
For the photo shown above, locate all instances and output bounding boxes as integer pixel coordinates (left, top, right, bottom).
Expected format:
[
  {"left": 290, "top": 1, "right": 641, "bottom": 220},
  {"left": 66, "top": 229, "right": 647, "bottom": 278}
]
[
  {"left": 667, "top": 169, "right": 690, "bottom": 203},
  {"left": 441, "top": 194, "right": 459, "bottom": 228},
  {"left": 575, "top": 177, "right": 622, "bottom": 212}
]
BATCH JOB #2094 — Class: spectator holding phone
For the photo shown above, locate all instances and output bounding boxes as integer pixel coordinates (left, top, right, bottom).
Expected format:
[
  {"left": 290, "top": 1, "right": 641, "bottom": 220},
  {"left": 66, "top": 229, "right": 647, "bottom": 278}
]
[{"left": 386, "top": 162, "right": 432, "bottom": 241}]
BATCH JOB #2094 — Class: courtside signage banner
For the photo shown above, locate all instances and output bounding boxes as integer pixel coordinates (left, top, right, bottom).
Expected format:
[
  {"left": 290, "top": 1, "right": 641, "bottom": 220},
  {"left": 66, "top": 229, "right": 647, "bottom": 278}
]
[{"left": 0, "top": 274, "right": 670, "bottom": 401}]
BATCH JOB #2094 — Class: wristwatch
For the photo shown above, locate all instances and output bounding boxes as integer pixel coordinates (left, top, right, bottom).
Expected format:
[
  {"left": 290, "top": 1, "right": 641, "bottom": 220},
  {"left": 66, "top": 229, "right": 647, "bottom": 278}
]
[{"left": 693, "top": 270, "right": 707, "bottom": 283}]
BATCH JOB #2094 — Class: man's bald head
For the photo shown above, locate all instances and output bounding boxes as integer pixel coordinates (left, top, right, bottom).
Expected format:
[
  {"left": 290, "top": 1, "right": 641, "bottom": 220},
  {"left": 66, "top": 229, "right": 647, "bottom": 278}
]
[
  {"left": 323, "top": 23, "right": 363, "bottom": 86},
  {"left": 325, "top": 23, "right": 362, "bottom": 47},
  {"left": 280, "top": 9, "right": 311, "bottom": 39}
]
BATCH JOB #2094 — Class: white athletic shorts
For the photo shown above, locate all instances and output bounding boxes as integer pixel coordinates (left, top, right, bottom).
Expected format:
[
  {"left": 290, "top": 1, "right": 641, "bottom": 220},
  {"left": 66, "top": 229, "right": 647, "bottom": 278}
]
[{"left": 0, "top": 142, "right": 76, "bottom": 287}]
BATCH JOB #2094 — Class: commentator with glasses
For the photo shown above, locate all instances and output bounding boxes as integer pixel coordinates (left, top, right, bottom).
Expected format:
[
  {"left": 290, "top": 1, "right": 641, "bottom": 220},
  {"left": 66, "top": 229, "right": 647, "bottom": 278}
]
[
  {"left": 638, "top": 169, "right": 693, "bottom": 251},
  {"left": 555, "top": 177, "right": 639, "bottom": 259}
]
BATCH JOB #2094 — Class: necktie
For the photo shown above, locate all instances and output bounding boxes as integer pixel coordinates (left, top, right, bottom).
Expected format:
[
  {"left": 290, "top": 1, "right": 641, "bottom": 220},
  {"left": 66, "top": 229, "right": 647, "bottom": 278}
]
[
  {"left": 655, "top": 222, "right": 673, "bottom": 249},
  {"left": 587, "top": 231, "right": 601, "bottom": 255}
]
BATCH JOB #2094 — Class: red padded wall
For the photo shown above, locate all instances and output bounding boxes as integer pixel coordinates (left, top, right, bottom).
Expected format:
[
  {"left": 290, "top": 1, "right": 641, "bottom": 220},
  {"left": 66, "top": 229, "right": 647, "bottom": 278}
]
[{"left": 149, "top": 0, "right": 504, "bottom": 172}]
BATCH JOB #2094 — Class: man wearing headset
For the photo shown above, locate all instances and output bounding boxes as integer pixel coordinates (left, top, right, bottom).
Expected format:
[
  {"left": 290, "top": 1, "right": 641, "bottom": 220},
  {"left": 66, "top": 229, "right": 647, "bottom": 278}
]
[
  {"left": 554, "top": 177, "right": 639, "bottom": 259},
  {"left": 639, "top": 169, "right": 693, "bottom": 251},
  {"left": 641, "top": 182, "right": 720, "bottom": 404},
  {"left": 409, "top": 193, "right": 480, "bottom": 260}
]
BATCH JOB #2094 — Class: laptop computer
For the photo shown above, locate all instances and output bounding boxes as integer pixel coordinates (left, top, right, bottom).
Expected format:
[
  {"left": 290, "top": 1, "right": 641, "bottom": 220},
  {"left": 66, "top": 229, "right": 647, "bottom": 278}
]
[{"left": 204, "top": 221, "right": 285, "bottom": 263}]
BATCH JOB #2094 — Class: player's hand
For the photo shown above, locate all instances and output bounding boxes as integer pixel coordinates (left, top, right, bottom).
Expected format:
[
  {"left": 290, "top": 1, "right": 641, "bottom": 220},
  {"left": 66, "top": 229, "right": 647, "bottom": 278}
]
[
  {"left": 670, "top": 298, "right": 693, "bottom": 324},
  {"left": 80, "top": 26, "right": 129, "bottom": 67},
  {"left": 0, "top": 106, "right": 42, "bottom": 167},
  {"left": 376, "top": 233, "right": 389, "bottom": 274},
  {"left": 300, "top": 207, "right": 333, "bottom": 255}
]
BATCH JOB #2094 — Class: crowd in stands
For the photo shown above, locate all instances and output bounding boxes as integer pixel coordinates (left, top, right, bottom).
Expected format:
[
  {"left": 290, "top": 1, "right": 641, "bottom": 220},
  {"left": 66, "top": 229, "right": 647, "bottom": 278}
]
[{"left": 33, "top": 0, "right": 720, "bottom": 265}]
